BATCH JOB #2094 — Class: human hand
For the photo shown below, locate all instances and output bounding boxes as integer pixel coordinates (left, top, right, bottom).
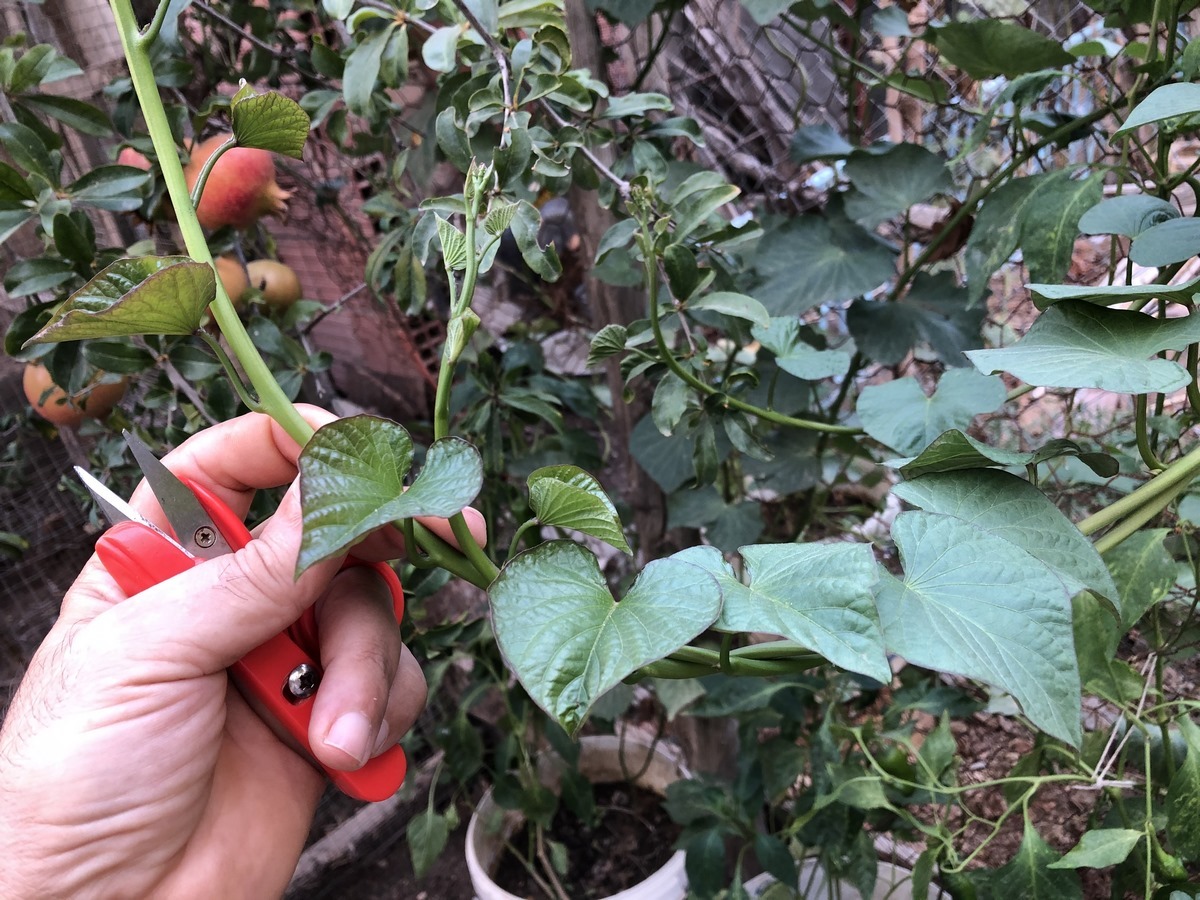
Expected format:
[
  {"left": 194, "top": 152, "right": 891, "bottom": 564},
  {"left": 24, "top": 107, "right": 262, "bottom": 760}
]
[{"left": 0, "top": 407, "right": 484, "bottom": 899}]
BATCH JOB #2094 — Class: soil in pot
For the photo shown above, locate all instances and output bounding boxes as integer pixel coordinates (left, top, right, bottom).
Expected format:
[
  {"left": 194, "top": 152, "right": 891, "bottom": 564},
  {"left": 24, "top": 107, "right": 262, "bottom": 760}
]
[{"left": 491, "top": 781, "right": 683, "bottom": 899}]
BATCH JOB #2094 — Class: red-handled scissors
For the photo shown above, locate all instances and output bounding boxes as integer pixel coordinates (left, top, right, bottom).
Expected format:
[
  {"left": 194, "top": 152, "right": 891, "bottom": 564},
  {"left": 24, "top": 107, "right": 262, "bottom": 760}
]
[{"left": 75, "top": 432, "right": 407, "bottom": 802}]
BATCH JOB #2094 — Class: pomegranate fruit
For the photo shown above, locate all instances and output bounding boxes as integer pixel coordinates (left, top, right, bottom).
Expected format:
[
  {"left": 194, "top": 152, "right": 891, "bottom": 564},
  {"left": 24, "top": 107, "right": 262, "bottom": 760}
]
[
  {"left": 214, "top": 256, "right": 250, "bottom": 307},
  {"left": 245, "top": 259, "right": 302, "bottom": 309},
  {"left": 23, "top": 363, "right": 128, "bottom": 427},
  {"left": 117, "top": 146, "right": 151, "bottom": 170},
  {"left": 184, "top": 134, "right": 291, "bottom": 231}
]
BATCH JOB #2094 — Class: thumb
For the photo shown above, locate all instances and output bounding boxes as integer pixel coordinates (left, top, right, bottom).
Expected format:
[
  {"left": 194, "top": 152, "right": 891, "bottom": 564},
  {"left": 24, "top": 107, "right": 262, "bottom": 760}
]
[{"left": 101, "top": 482, "right": 345, "bottom": 675}]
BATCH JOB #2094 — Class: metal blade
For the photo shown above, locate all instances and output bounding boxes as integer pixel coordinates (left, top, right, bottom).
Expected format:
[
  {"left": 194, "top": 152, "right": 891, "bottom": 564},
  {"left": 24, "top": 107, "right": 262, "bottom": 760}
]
[
  {"left": 123, "top": 431, "right": 233, "bottom": 559},
  {"left": 74, "top": 466, "right": 166, "bottom": 536}
]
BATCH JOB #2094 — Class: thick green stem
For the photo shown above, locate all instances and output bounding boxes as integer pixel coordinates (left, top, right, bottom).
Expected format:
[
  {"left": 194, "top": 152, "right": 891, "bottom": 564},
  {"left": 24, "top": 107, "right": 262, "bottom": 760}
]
[
  {"left": 188, "top": 135, "right": 235, "bottom": 209},
  {"left": 1134, "top": 394, "right": 1166, "bottom": 471},
  {"left": 141, "top": 0, "right": 173, "bottom": 45},
  {"left": 1079, "top": 441, "right": 1200, "bottom": 536},
  {"left": 110, "top": 0, "right": 312, "bottom": 446}
]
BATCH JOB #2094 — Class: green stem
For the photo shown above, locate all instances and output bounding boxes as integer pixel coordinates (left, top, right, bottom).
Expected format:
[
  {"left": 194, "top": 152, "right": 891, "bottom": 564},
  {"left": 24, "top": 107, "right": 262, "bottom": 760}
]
[
  {"left": 1079, "top": 440, "right": 1200, "bottom": 536},
  {"left": 110, "top": 0, "right": 313, "bottom": 446},
  {"left": 198, "top": 332, "right": 263, "bottom": 412},
  {"left": 188, "top": 135, "right": 236, "bottom": 210},
  {"left": 1094, "top": 473, "right": 1191, "bottom": 555},
  {"left": 411, "top": 521, "right": 490, "bottom": 589},
  {"left": 450, "top": 512, "right": 498, "bottom": 584},
  {"left": 508, "top": 517, "right": 539, "bottom": 560},
  {"left": 141, "top": 0, "right": 173, "bottom": 45},
  {"left": 1134, "top": 394, "right": 1166, "bottom": 471},
  {"left": 639, "top": 226, "right": 861, "bottom": 435}
]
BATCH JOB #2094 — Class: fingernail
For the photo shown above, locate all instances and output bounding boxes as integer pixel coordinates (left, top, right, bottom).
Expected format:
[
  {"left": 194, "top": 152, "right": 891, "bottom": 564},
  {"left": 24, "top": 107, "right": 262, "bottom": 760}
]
[
  {"left": 324, "top": 711, "right": 373, "bottom": 766},
  {"left": 372, "top": 720, "right": 391, "bottom": 757}
]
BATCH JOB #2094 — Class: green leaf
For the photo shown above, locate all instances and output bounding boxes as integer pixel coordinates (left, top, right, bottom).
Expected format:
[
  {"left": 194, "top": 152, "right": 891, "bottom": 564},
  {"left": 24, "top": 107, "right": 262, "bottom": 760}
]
[
  {"left": 668, "top": 488, "right": 763, "bottom": 551},
  {"left": 931, "top": 20, "right": 1075, "bottom": 79},
  {"left": 528, "top": 465, "right": 631, "bottom": 555},
  {"left": 789, "top": 124, "right": 854, "bottom": 163},
  {"left": 965, "top": 172, "right": 1102, "bottom": 306},
  {"left": 893, "top": 469, "right": 1118, "bottom": 603},
  {"left": 1047, "top": 829, "right": 1143, "bottom": 869},
  {"left": 673, "top": 183, "right": 740, "bottom": 242},
  {"left": 652, "top": 372, "right": 689, "bottom": 436},
  {"left": 584, "top": 0, "right": 657, "bottom": 26},
  {"left": 675, "top": 544, "right": 890, "bottom": 683},
  {"left": 483, "top": 201, "right": 519, "bottom": 236},
  {"left": 230, "top": 84, "right": 309, "bottom": 159},
  {"left": 297, "top": 416, "right": 483, "bottom": 573},
  {"left": 738, "top": 0, "right": 793, "bottom": 25},
  {"left": 1073, "top": 592, "right": 1143, "bottom": 704},
  {"left": 1118, "top": 83, "right": 1200, "bottom": 133},
  {"left": 345, "top": 25, "right": 395, "bottom": 115},
  {"left": 66, "top": 165, "right": 151, "bottom": 211},
  {"left": 1027, "top": 277, "right": 1200, "bottom": 310},
  {"left": 1168, "top": 716, "right": 1200, "bottom": 861},
  {"left": 877, "top": 511, "right": 1082, "bottom": 745},
  {"left": 602, "top": 92, "right": 672, "bottom": 118},
  {"left": 0, "top": 122, "right": 57, "bottom": 182},
  {"left": 754, "top": 214, "right": 895, "bottom": 315},
  {"left": 510, "top": 200, "right": 562, "bottom": 280},
  {"left": 847, "top": 271, "right": 985, "bottom": 365},
  {"left": 1078, "top": 194, "right": 1179, "bottom": 237},
  {"left": 407, "top": 808, "right": 450, "bottom": 877},
  {"left": 0, "top": 159, "right": 35, "bottom": 205},
  {"left": 489, "top": 541, "right": 722, "bottom": 733},
  {"left": 422, "top": 25, "right": 460, "bottom": 73},
  {"left": 1130, "top": 217, "right": 1200, "bottom": 267},
  {"left": 754, "top": 834, "right": 798, "bottom": 889},
  {"left": 989, "top": 820, "right": 1082, "bottom": 898},
  {"left": 4, "top": 257, "right": 76, "bottom": 297},
  {"left": 436, "top": 215, "right": 468, "bottom": 271},
  {"left": 843, "top": 143, "right": 952, "bottom": 226},
  {"left": 1105, "top": 529, "right": 1174, "bottom": 631},
  {"left": 894, "top": 430, "right": 1117, "bottom": 481},
  {"left": 17, "top": 95, "right": 112, "bottom": 137},
  {"left": 967, "top": 301, "right": 1200, "bottom": 393},
  {"left": 587, "top": 323, "right": 627, "bottom": 366},
  {"left": 751, "top": 317, "right": 851, "bottom": 380},
  {"left": 686, "top": 291, "right": 770, "bottom": 328},
  {"left": 24, "top": 257, "right": 214, "bottom": 345},
  {"left": 858, "top": 369, "right": 1006, "bottom": 457}
]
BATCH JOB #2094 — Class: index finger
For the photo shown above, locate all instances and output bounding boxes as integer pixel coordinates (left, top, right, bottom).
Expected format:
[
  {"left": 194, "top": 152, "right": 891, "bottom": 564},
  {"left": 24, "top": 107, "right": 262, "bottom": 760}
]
[{"left": 128, "top": 404, "right": 337, "bottom": 531}]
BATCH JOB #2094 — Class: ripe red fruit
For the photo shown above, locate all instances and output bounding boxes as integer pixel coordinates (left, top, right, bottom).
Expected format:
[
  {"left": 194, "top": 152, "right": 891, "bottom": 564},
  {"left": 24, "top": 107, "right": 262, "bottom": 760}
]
[
  {"left": 23, "top": 363, "right": 128, "bottom": 427},
  {"left": 184, "top": 134, "right": 291, "bottom": 231},
  {"left": 117, "top": 146, "right": 151, "bottom": 170}
]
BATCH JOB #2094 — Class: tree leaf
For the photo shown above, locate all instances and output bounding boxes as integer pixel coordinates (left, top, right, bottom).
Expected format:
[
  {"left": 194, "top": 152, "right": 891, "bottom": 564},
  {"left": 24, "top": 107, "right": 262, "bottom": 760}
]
[
  {"left": 844, "top": 143, "right": 953, "bottom": 226},
  {"left": 1118, "top": 82, "right": 1200, "bottom": 133},
  {"left": 421, "top": 25, "right": 460, "bottom": 74},
  {"left": 1027, "top": 277, "right": 1200, "bottom": 310},
  {"left": 407, "top": 808, "right": 450, "bottom": 877},
  {"left": 687, "top": 291, "right": 770, "bottom": 328},
  {"left": 893, "top": 469, "right": 1118, "bottom": 603},
  {"left": 1078, "top": 194, "right": 1180, "bottom": 237},
  {"left": 18, "top": 95, "right": 112, "bottom": 137},
  {"left": 528, "top": 465, "right": 631, "bottom": 555},
  {"left": 66, "top": 165, "right": 150, "bottom": 211},
  {"left": 894, "top": 430, "right": 1117, "bottom": 481},
  {"left": 967, "top": 301, "right": 1200, "bottom": 393},
  {"left": 858, "top": 369, "right": 1006, "bottom": 457},
  {"left": 877, "top": 511, "right": 1082, "bottom": 746},
  {"left": 674, "top": 544, "right": 890, "bottom": 683},
  {"left": 1168, "top": 716, "right": 1200, "bottom": 861},
  {"left": 753, "top": 214, "right": 895, "bottom": 315},
  {"left": 931, "top": 19, "right": 1075, "bottom": 79},
  {"left": 789, "top": 123, "right": 854, "bottom": 163},
  {"left": 0, "top": 122, "right": 57, "bottom": 182},
  {"left": 652, "top": 372, "right": 689, "bottom": 436},
  {"left": 489, "top": 541, "right": 722, "bottom": 733},
  {"left": 298, "top": 416, "right": 483, "bottom": 573},
  {"left": 1130, "top": 217, "right": 1200, "bottom": 267},
  {"left": 510, "top": 200, "right": 562, "bottom": 280},
  {"left": 230, "top": 84, "right": 309, "bottom": 159},
  {"left": 847, "top": 271, "right": 985, "bottom": 365},
  {"left": 345, "top": 24, "right": 395, "bottom": 115},
  {"left": 988, "top": 820, "right": 1081, "bottom": 898},
  {"left": 24, "top": 257, "right": 214, "bottom": 345},
  {"left": 1047, "top": 829, "right": 1143, "bottom": 869},
  {"left": 751, "top": 317, "right": 851, "bottom": 380}
]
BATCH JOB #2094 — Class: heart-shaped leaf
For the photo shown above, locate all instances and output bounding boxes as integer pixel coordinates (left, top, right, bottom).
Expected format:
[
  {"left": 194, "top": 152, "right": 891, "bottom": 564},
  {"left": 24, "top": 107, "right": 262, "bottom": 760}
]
[
  {"left": 1046, "top": 829, "right": 1143, "bottom": 870},
  {"left": 752, "top": 317, "right": 851, "bottom": 380},
  {"left": 230, "top": 83, "right": 309, "bottom": 159},
  {"left": 489, "top": 541, "right": 722, "bottom": 733},
  {"left": 24, "top": 256, "right": 214, "bottom": 345},
  {"left": 859, "top": 369, "right": 1005, "bottom": 457},
  {"left": 674, "top": 544, "right": 890, "bottom": 682},
  {"left": 1027, "top": 277, "right": 1200, "bottom": 310},
  {"left": 967, "top": 301, "right": 1200, "bottom": 393},
  {"left": 1078, "top": 194, "right": 1179, "bottom": 237},
  {"left": 528, "top": 465, "right": 631, "bottom": 555},
  {"left": 893, "top": 469, "right": 1117, "bottom": 605},
  {"left": 1117, "top": 82, "right": 1200, "bottom": 133},
  {"left": 892, "top": 430, "right": 1118, "bottom": 481},
  {"left": 298, "top": 415, "right": 483, "bottom": 573},
  {"left": 877, "top": 511, "right": 1081, "bottom": 746}
]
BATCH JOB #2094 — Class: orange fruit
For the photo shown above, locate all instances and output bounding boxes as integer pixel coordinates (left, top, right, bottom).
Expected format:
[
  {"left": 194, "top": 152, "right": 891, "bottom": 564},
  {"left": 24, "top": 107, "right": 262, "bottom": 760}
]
[
  {"left": 23, "top": 363, "right": 128, "bottom": 427},
  {"left": 245, "top": 259, "right": 303, "bottom": 309}
]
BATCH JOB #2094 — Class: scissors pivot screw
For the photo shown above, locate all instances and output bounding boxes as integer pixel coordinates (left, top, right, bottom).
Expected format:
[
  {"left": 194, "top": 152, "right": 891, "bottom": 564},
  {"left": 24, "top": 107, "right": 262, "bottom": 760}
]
[
  {"left": 284, "top": 663, "right": 320, "bottom": 703},
  {"left": 194, "top": 526, "right": 218, "bottom": 549}
]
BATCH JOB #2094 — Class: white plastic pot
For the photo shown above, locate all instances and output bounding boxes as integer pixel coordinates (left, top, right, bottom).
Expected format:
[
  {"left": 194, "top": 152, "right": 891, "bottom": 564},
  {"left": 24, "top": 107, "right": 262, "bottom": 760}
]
[
  {"left": 744, "top": 859, "right": 946, "bottom": 899},
  {"left": 465, "top": 734, "right": 690, "bottom": 900}
]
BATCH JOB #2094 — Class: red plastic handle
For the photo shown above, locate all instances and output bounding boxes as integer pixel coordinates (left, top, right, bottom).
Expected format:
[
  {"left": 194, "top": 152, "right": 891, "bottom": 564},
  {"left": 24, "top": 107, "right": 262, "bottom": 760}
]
[{"left": 94, "top": 479, "right": 407, "bottom": 802}]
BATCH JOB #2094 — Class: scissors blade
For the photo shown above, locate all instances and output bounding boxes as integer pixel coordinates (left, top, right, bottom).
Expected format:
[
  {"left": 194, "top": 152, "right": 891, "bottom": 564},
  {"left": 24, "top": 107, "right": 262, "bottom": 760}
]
[
  {"left": 74, "top": 466, "right": 176, "bottom": 542},
  {"left": 123, "top": 431, "right": 233, "bottom": 559}
]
